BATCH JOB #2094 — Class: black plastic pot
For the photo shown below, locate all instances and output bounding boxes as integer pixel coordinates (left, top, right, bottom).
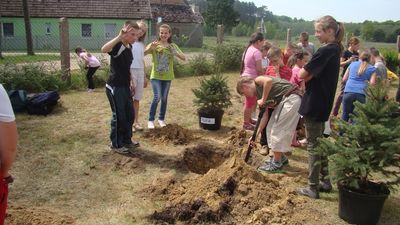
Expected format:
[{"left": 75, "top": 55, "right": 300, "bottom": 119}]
[
  {"left": 338, "top": 181, "right": 390, "bottom": 225},
  {"left": 198, "top": 109, "right": 224, "bottom": 130}
]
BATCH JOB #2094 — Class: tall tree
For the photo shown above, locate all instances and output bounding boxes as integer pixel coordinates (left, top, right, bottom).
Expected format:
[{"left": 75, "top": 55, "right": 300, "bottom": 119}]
[
  {"left": 204, "top": 0, "right": 239, "bottom": 31},
  {"left": 22, "top": 0, "right": 34, "bottom": 55}
]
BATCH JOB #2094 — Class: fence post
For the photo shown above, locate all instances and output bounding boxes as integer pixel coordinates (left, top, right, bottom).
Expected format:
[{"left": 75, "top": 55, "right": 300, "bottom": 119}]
[
  {"left": 286, "top": 28, "right": 291, "bottom": 45},
  {"left": 397, "top": 35, "right": 400, "bottom": 53},
  {"left": 59, "top": 17, "right": 71, "bottom": 83},
  {"left": 0, "top": 21, "right": 3, "bottom": 59},
  {"left": 22, "top": 0, "right": 34, "bottom": 55},
  {"left": 217, "top": 24, "right": 224, "bottom": 44}
]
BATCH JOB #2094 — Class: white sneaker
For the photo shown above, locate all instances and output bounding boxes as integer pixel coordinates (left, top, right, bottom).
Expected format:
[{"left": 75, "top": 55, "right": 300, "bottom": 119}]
[
  {"left": 158, "top": 120, "right": 167, "bottom": 127},
  {"left": 148, "top": 121, "right": 155, "bottom": 129}
]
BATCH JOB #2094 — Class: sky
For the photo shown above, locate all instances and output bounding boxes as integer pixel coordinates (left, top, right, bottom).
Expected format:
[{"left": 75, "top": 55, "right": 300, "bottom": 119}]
[{"left": 252, "top": 0, "right": 400, "bottom": 23}]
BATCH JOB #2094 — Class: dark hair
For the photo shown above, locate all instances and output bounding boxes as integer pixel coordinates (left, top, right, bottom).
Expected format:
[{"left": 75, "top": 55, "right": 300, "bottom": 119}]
[
  {"left": 75, "top": 47, "right": 83, "bottom": 55},
  {"left": 315, "top": 15, "right": 345, "bottom": 53},
  {"left": 287, "top": 50, "right": 310, "bottom": 68},
  {"left": 240, "top": 32, "right": 264, "bottom": 74},
  {"left": 299, "top": 32, "right": 309, "bottom": 41},
  {"left": 369, "top": 47, "right": 380, "bottom": 57},
  {"left": 158, "top": 24, "right": 172, "bottom": 43},
  {"left": 75, "top": 47, "right": 91, "bottom": 57}
]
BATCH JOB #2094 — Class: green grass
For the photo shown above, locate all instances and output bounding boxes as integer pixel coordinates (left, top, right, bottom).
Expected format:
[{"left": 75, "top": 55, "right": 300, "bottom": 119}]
[{"left": 0, "top": 54, "right": 60, "bottom": 64}]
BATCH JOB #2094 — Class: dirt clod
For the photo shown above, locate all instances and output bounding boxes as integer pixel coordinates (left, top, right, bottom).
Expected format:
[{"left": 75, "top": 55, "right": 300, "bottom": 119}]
[
  {"left": 142, "top": 124, "right": 195, "bottom": 145},
  {"left": 6, "top": 206, "right": 75, "bottom": 225},
  {"left": 226, "top": 129, "right": 248, "bottom": 147}
]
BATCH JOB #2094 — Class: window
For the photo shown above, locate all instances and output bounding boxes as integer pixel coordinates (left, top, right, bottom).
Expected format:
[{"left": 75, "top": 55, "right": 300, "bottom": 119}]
[
  {"left": 81, "top": 24, "right": 92, "bottom": 38},
  {"left": 3, "top": 23, "right": 14, "bottom": 37},
  {"left": 45, "top": 23, "right": 52, "bottom": 35},
  {"left": 104, "top": 23, "right": 116, "bottom": 39}
]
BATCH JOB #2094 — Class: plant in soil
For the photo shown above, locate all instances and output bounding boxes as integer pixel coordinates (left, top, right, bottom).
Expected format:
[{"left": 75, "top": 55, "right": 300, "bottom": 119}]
[
  {"left": 318, "top": 80, "right": 400, "bottom": 193},
  {"left": 192, "top": 73, "right": 232, "bottom": 115}
]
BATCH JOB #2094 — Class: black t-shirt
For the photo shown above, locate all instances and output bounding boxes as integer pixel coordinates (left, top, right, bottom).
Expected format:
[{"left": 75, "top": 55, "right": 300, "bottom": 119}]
[
  {"left": 106, "top": 42, "right": 133, "bottom": 87},
  {"left": 341, "top": 49, "right": 359, "bottom": 77},
  {"left": 299, "top": 43, "right": 341, "bottom": 122}
]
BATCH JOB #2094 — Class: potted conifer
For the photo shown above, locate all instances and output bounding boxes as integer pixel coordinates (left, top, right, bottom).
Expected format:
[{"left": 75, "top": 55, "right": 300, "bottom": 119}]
[
  {"left": 192, "top": 74, "right": 232, "bottom": 130},
  {"left": 318, "top": 80, "right": 400, "bottom": 225}
]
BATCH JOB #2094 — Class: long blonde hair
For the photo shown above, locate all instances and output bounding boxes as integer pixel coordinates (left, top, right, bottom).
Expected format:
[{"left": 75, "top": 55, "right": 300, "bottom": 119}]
[
  {"left": 357, "top": 51, "right": 371, "bottom": 76},
  {"left": 315, "top": 15, "right": 345, "bottom": 52}
]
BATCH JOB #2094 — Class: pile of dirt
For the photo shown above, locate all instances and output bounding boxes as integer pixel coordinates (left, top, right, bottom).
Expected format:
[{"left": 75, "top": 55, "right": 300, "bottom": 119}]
[
  {"left": 6, "top": 206, "right": 75, "bottom": 225},
  {"left": 146, "top": 153, "right": 309, "bottom": 225},
  {"left": 183, "top": 142, "right": 232, "bottom": 174},
  {"left": 142, "top": 124, "right": 196, "bottom": 145},
  {"left": 226, "top": 128, "right": 248, "bottom": 147}
]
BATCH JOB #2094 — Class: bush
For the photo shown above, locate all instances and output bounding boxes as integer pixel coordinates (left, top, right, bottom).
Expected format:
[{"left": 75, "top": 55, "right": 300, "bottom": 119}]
[
  {"left": 213, "top": 43, "right": 245, "bottom": 72},
  {"left": 381, "top": 49, "right": 399, "bottom": 73},
  {"left": 187, "top": 53, "right": 213, "bottom": 76},
  {"left": 173, "top": 59, "right": 192, "bottom": 78},
  {"left": 0, "top": 63, "right": 64, "bottom": 92}
]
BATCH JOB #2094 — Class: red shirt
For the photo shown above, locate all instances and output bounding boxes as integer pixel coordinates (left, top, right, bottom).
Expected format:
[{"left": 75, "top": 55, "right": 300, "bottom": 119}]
[{"left": 265, "top": 65, "right": 292, "bottom": 81}]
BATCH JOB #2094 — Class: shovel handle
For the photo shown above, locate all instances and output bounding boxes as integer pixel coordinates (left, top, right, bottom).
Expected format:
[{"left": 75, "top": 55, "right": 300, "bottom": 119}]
[{"left": 244, "top": 106, "right": 266, "bottom": 162}]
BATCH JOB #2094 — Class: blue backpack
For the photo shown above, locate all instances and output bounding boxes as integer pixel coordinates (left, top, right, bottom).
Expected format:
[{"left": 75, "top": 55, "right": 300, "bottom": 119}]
[
  {"left": 26, "top": 91, "right": 60, "bottom": 115},
  {"left": 8, "top": 90, "right": 28, "bottom": 112}
]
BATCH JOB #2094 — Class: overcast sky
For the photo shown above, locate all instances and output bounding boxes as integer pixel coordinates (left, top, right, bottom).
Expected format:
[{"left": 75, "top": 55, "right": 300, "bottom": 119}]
[{"left": 252, "top": 0, "right": 399, "bottom": 23}]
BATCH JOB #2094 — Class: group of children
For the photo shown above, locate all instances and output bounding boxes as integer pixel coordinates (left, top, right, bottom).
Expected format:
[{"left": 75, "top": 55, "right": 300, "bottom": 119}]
[
  {"left": 92, "top": 15, "right": 392, "bottom": 200},
  {"left": 237, "top": 15, "right": 395, "bottom": 199},
  {"left": 97, "top": 21, "right": 185, "bottom": 153},
  {"left": 237, "top": 15, "right": 345, "bottom": 199}
]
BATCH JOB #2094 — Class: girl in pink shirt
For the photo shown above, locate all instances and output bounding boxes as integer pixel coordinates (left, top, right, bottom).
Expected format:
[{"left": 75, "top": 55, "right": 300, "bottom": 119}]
[
  {"left": 288, "top": 50, "right": 310, "bottom": 94},
  {"left": 240, "top": 32, "right": 264, "bottom": 130}
]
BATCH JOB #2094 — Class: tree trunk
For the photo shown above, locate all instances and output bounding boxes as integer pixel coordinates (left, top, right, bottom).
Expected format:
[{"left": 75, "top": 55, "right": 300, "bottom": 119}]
[{"left": 22, "top": 0, "right": 34, "bottom": 55}]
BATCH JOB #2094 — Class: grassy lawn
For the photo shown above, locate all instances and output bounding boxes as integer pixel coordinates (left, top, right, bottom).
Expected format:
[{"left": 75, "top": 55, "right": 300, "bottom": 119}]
[
  {"left": 0, "top": 53, "right": 60, "bottom": 64},
  {"left": 6, "top": 72, "right": 400, "bottom": 224}
]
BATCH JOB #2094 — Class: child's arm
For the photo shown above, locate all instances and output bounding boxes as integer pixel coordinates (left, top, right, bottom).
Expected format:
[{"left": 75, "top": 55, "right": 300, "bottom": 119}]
[
  {"left": 342, "top": 67, "right": 350, "bottom": 82},
  {"left": 144, "top": 41, "right": 158, "bottom": 55},
  {"left": 299, "top": 68, "right": 312, "bottom": 82},
  {"left": 255, "top": 76, "right": 273, "bottom": 107},
  {"left": 369, "top": 72, "right": 377, "bottom": 85},
  {"left": 101, "top": 25, "right": 133, "bottom": 53},
  {"left": 171, "top": 44, "right": 186, "bottom": 61},
  {"left": 101, "top": 34, "right": 122, "bottom": 53}
]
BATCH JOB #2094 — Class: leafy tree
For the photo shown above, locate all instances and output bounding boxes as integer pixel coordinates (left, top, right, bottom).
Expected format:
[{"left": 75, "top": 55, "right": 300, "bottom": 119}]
[
  {"left": 362, "top": 21, "right": 375, "bottom": 41},
  {"left": 204, "top": 0, "right": 240, "bottom": 31},
  {"left": 372, "top": 29, "right": 386, "bottom": 42}
]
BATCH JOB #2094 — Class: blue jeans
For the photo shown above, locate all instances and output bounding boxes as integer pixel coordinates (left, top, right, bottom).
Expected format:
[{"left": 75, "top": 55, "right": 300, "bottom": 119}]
[
  {"left": 148, "top": 79, "right": 171, "bottom": 121},
  {"left": 342, "top": 92, "right": 365, "bottom": 122}
]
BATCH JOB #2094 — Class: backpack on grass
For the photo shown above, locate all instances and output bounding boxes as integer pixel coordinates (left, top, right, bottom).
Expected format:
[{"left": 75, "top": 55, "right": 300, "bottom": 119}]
[
  {"left": 27, "top": 91, "right": 60, "bottom": 116},
  {"left": 7, "top": 90, "right": 28, "bottom": 112}
]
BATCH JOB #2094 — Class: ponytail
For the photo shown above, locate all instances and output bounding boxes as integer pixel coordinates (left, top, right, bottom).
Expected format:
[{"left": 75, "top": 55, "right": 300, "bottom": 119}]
[
  {"left": 240, "top": 32, "right": 264, "bottom": 74},
  {"left": 357, "top": 51, "right": 371, "bottom": 76},
  {"left": 315, "top": 15, "right": 345, "bottom": 53},
  {"left": 335, "top": 22, "right": 345, "bottom": 53}
]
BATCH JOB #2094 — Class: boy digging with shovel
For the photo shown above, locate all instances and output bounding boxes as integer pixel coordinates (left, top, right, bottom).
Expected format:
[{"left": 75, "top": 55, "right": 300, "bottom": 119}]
[{"left": 237, "top": 76, "right": 301, "bottom": 172}]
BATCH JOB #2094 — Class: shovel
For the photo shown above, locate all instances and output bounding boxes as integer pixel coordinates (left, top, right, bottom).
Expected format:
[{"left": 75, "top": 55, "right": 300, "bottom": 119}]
[{"left": 244, "top": 106, "right": 266, "bottom": 163}]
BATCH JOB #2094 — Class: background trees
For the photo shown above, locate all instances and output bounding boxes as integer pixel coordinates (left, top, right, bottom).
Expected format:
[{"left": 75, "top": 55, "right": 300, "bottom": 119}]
[{"left": 188, "top": 0, "right": 400, "bottom": 42}]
